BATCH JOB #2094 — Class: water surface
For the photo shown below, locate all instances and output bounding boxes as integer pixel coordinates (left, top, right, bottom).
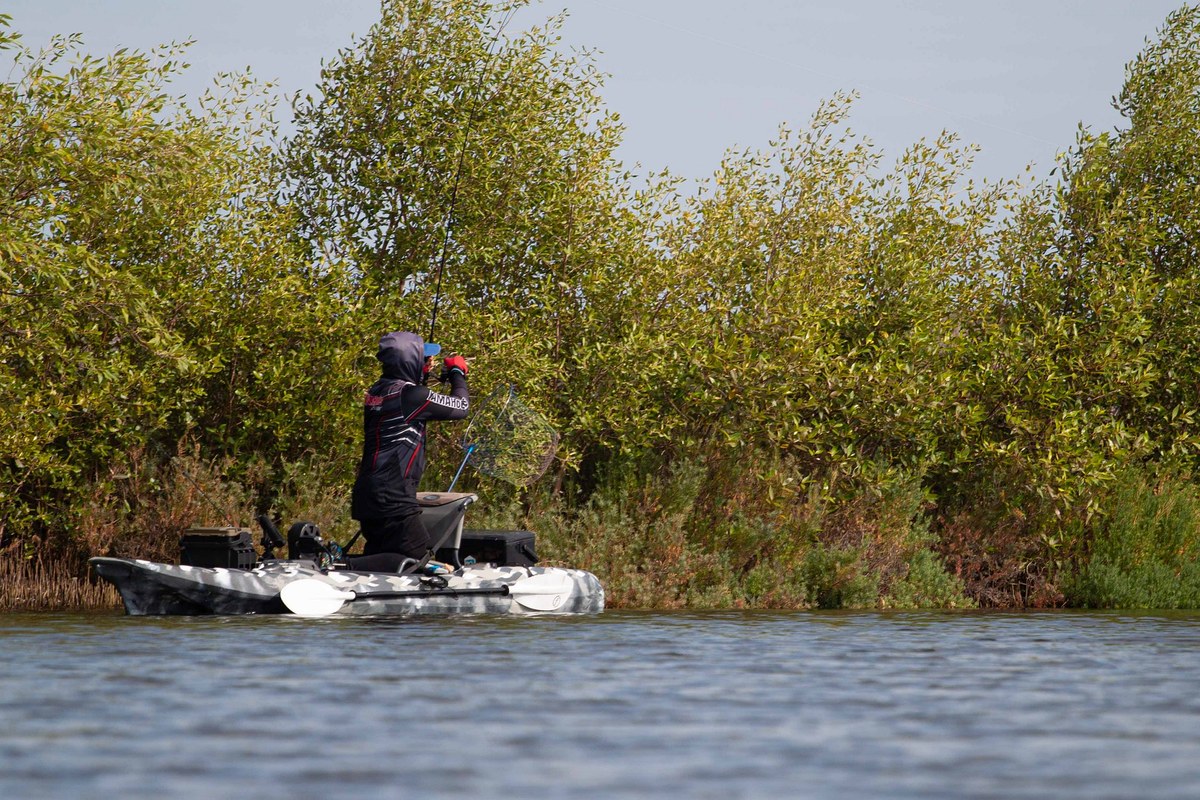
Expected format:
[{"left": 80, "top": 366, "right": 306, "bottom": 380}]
[{"left": 2, "top": 610, "right": 1199, "bottom": 798}]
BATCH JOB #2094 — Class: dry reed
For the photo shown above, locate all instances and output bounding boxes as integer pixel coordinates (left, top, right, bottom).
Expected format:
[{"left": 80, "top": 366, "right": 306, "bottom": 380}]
[{"left": 0, "top": 557, "right": 122, "bottom": 612}]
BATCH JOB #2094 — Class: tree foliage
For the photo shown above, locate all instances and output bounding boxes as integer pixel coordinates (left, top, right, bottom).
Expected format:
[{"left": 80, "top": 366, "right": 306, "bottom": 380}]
[
  {"left": 6, "top": 4, "right": 1200, "bottom": 608},
  {"left": 0, "top": 18, "right": 360, "bottom": 551}
]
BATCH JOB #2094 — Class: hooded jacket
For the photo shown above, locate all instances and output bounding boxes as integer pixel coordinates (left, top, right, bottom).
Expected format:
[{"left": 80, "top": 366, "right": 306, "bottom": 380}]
[{"left": 350, "top": 331, "right": 469, "bottom": 520}]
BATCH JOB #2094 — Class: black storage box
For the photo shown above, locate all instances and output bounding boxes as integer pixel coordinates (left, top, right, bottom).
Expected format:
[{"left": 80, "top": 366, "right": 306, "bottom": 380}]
[
  {"left": 440, "top": 530, "right": 538, "bottom": 567},
  {"left": 180, "top": 527, "right": 257, "bottom": 569}
]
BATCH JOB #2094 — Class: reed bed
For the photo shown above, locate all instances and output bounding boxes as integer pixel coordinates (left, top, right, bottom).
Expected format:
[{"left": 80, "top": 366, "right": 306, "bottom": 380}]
[{"left": 0, "top": 557, "right": 122, "bottom": 612}]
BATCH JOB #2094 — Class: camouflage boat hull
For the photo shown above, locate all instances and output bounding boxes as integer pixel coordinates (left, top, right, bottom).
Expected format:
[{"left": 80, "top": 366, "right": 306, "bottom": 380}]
[{"left": 89, "top": 557, "right": 605, "bottom": 617}]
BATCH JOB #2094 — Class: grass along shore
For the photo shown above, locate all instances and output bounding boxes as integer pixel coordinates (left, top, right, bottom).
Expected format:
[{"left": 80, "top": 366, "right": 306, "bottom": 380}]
[{"left": 0, "top": 557, "right": 121, "bottom": 612}]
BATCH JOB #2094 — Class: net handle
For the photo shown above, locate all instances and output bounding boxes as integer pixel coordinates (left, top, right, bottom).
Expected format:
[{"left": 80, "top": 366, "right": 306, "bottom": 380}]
[{"left": 446, "top": 444, "right": 476, "bottom": 492}]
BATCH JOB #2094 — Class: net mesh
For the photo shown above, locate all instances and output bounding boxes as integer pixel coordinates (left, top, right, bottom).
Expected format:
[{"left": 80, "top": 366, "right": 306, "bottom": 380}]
[{"left": 462, "top": 384, "right": 559, "bottom": 486}]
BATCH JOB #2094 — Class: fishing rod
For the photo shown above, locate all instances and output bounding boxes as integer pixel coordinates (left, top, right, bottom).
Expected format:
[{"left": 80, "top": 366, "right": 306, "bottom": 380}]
[
  {"left": 426, "top": 4, "right": 517, "bottom": 346},
  {"left": 341, "top": 10, "right": 518, "bottom": 560}
]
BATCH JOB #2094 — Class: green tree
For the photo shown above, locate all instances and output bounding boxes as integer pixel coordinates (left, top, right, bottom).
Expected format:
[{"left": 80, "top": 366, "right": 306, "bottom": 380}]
[
  {"left": 0, "top": 19, "right": 360, "bottom": 555},
  {"left": 0, "top": 26, "right": 216, "bottom": 548},
  {"left": 282, "top": 0, "right": 646, "bottom": 482},
  {"left": 1053, "top": 5, "right": 1200, "bottom": 466}
]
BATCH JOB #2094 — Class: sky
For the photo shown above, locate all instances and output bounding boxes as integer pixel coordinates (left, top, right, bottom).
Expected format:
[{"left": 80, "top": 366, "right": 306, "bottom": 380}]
[{"left": 3, "top": 1, "right": 1189, "bottom": 185}]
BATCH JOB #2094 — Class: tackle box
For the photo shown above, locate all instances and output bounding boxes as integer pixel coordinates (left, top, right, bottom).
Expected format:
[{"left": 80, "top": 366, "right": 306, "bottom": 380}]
[
  {"left": 439, "top": 530, "right": 539, "bottom": 567},
  {"left": 179, "top": 527, "right": 257, "bottom": 569}
]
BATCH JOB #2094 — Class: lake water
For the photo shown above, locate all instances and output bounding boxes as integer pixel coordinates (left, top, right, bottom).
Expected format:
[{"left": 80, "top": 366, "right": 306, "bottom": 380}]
[{"left": 2, "top": 610, "right": 1199, "bottom": 799}]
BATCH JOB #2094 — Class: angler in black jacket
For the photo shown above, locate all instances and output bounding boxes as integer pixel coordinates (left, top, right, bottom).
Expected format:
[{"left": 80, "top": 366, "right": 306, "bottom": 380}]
[{"left": 351, "top": 330, "right": 469, "bottom": 563}]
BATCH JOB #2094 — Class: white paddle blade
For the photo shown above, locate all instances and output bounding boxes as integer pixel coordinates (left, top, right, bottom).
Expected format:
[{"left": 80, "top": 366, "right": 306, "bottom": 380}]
[
  {"left": 510, "top": 572, "right": 574, "bottom": 612},
  {"left": 280, "top": 578, "right": 357, "bottom": 617}
]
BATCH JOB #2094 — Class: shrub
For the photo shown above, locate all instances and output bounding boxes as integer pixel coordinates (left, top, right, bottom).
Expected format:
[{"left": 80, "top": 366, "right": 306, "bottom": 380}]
[{"left": 1066, "top": 467, "right": 1200, "bottom": 608}]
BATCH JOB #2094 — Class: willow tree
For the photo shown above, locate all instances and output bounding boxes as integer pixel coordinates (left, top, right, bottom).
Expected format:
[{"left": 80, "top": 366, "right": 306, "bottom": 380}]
[
  {"left": 0, "top": 26, "right": 221, "bottom": 549},
  {"left": 285, "top": 2, "right": 621, "bottom": 326},
  {"left": 0, "top": 18, "right": 360, "bottom": 556},
  {"left": 1023, "top": 6, "right": 1200, "bottom": 602},
  {"left": 1051, "top": 6, "right": 1200, "bottom": 466},
  {"left": 281, "top": 0, "right": 656, "bottom": 487}
]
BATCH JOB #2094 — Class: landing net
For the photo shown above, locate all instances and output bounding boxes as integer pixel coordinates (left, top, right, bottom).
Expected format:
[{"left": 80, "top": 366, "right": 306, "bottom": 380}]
[{"left": 462, "top": 384, "right": 559, "bottom": 486}]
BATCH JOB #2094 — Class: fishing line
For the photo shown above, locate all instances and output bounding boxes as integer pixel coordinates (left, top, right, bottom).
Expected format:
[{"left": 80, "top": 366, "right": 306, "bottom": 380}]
[{"left": 427, "top": 4, "right": 519, "bottom": 345}]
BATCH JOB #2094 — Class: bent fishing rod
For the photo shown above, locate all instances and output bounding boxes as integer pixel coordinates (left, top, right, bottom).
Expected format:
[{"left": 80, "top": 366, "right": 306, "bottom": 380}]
[{"left": 426, "top": 5, "right": 516, "bottom": 347}]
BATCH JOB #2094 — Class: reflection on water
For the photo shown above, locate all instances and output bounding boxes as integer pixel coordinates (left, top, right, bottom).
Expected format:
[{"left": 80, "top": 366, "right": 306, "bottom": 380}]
[{"left": 2, "top": 610, "right": 1200, "bottom": 798}]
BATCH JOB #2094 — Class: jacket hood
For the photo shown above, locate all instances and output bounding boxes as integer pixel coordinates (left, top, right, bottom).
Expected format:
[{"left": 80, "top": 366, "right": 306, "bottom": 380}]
[{"left": 376, "top": 331, "right": 425, "bottom": 383}]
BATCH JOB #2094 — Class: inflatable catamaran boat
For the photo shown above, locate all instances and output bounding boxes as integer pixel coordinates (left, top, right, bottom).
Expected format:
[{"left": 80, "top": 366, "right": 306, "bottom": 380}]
[{"left": 90, "top": 492, "right": 604, "bottom": 618}]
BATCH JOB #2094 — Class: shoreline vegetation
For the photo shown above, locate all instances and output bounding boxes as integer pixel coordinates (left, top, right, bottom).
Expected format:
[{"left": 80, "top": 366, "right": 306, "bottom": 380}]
[
  {"left": 7, "top": 2, "right": 1200, "bottom": 612},
  {"left": 0, "top": 558, "right": 120, "bottom": 611}
]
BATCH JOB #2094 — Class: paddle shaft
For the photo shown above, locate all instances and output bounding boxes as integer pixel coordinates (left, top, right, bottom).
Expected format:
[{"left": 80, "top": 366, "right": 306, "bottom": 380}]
[{"left": 345, "top": 585, "right": 510, "bottom": 602}]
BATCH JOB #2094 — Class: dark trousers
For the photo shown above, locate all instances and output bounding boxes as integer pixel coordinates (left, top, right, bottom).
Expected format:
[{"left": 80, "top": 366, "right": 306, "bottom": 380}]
[{"left": 359, "top": 513, "right": 431, "bottom": 560}]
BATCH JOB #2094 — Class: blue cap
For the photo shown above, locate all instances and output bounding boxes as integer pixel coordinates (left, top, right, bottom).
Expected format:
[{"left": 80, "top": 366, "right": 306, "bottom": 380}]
[{"left": 423, "top": 343, "right": 441, "bottom": 358}]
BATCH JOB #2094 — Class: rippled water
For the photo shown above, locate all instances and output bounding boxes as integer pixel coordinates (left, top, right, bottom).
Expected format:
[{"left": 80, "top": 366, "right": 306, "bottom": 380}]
[{"left": 2, "top": 610, "right": 1200, "bottom": 798}]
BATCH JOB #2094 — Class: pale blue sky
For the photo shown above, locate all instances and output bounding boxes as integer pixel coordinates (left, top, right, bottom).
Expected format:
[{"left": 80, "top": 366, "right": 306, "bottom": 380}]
[{"left": 4, "top": 1, "right": 1187, "bottom": 183}]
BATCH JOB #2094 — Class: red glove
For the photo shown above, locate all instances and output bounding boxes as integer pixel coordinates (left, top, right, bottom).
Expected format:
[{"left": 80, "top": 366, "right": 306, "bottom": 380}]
[{"left": 440, "top": 354, "right": 468, "bottom": 380}]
